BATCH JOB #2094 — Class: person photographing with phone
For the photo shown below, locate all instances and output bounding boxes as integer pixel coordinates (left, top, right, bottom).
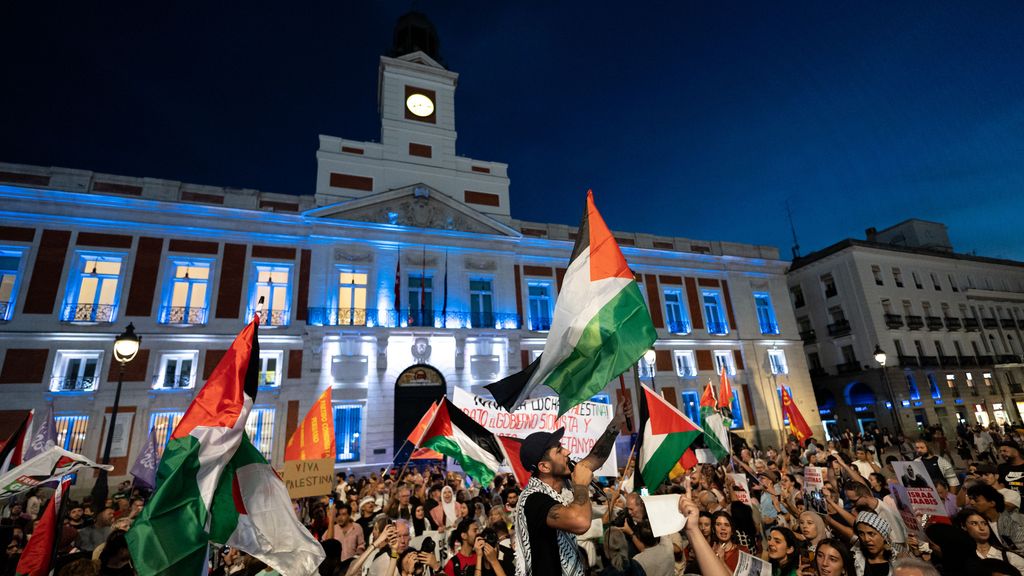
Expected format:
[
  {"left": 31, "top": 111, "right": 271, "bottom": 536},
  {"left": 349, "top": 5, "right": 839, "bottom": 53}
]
[{"left": 512, "top": 402, "right": 626, "bottom": 576}]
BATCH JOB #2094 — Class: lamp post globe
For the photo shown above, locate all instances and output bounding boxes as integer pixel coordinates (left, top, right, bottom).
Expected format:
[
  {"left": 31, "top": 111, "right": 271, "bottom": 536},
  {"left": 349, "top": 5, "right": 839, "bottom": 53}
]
[
  {"left": 113, "top": 323, "right": 141, "bottom": 365},
  {"left": 873, "top": 345, "right": 887, "bottom": 367},
  {"left": 643, "top": 349, "right": 657, "bottom": 366}
]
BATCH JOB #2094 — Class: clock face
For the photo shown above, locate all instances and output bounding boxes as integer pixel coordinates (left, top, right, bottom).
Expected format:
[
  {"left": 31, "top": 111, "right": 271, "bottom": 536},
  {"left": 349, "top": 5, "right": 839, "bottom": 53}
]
[{"left": 405, "top": 93, "right": 435, "bottom": 117}]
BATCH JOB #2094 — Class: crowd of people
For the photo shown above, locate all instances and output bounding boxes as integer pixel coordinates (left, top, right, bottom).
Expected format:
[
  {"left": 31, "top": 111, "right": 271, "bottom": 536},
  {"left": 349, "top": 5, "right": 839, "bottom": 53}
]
[{"left": 3, "top": 419, "right": 1024, "bottom": 576}]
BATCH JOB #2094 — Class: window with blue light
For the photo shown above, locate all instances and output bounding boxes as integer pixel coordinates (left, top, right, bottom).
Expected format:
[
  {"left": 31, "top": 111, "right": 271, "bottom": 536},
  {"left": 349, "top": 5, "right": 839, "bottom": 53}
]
[
  {"left": 245, "top": 407, "right": 276, "bottom": 462},
  {"left": 729, "top": 395, "right": 744, "bottom": 429},
  {"left": 768, "top": 349, "right": 789, "bottom": 375},
  {"left": 335, "top": 404, "right": 363, "bottom": 463},
  {"left": 702, "top": 290, "right": 729, "bottom": 334},
  {"left": 528, "top": 282, "right": 553, "bottom": 331},
  {"left": 248, "top": 263, "right": 292, "bottom": 326},
  {"left": 160, "top": 259, "right": 211, "bottom": 325},
  {"left": 663, "top": 290, "right": 690, "bottom": 334},
  {"left": 907, "top": 374, "right": 920, "bottom": 400},
  {"left": 470, "top": 279, "right": 494, "bottom": 328},
  {"left": 51, "top": 350, "right": 103, "bottom": 392},
  {"left": 407, "top": 275, "right": 433, "bottom": 327},
  {"left": 55, "top": 414, "right": 89, "bottom": 454},
  {"left": 336, "top": 269, "right": 369, "bottom": 326},
  {"left": 149, "top": 411, "right": 185, "bottom": 457},
  {"left": 754, "top": 292, "right": 780, "bottom": 334},
  {"left": 927, "top": 374, "right": 941, "bottom": 399},
  {"left": 674, "top": 351, "right": 697, "bottom": 378},
  {"left": 680, "top": 391, "right": 700, "bottom": 424},
  {"left": 0, "top": 248, "right": 26, "bottom": 321},
  {"left": 714, "top": 351, "right": 736, "bottom": 376},
  {"left": 62, "top": 252, "right": 125, "bottom": 323},
  {"left": 154, "top": 352, "right": 197, "bottom": 389},
  {"left": 259, "top": 351, "right": 283, "bottom": 387}
]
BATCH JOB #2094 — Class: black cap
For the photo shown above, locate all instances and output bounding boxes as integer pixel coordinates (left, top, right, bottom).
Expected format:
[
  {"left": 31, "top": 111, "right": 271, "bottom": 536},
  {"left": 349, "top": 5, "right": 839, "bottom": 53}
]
[
  {"left": 520, "top": 428, "right": 566, "bottom": 473},
  {"left": 998, "top": 439, "right": 1022, "bottom": 453}
]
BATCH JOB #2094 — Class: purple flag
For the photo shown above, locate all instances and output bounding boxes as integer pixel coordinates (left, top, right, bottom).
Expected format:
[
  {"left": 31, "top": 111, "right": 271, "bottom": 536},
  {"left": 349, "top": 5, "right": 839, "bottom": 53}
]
[
  {"left": 24, "top": 405, "right": 56, "bottom": 461},
  {"left": 130, "top": 427, "right": 159, "bottom": 489}
]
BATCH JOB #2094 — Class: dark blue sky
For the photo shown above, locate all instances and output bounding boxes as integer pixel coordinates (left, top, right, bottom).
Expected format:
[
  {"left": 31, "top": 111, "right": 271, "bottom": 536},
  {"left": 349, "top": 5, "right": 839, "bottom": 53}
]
[{"left": 4, "top": 2, "right": 1023, "bottom": 260}]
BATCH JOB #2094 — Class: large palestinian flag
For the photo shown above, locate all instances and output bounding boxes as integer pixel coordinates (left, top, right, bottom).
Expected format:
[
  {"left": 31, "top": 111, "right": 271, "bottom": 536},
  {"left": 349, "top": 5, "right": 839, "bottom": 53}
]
[
  {"left": 487, "top": 191, "right": 657, "bottom": 415},
  {"left": 419, "top": 398, "right": 503, "bottom": 486},
  {"left": 635, "top": 384, "right": 702, "bottom": 492}
]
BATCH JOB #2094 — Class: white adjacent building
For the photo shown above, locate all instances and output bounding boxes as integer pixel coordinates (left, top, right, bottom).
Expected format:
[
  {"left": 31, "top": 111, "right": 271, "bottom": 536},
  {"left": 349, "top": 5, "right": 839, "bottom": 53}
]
[
  {"left": 787, "top": 219, "right": 1024, "bottom": 439},
  {"left": 0, "top": 13, "right": 820, "bottom": 485}
]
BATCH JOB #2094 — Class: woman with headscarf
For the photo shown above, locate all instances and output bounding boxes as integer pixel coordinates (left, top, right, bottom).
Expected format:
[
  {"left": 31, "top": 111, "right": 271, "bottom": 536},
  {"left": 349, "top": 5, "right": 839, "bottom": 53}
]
[
  {"left": 797, "top": 511, "right": 831, "bottom": 560},
  {"left": 851, "top": 511, "right": 900, "bottom": 576},
  {"left": 430, "top": 485, "right": 457, "bottom": 531}
]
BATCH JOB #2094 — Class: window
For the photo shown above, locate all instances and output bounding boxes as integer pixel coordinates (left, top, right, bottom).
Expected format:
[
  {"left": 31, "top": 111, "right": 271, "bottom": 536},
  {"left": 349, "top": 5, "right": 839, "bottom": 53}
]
[
  {"left": 948, "top": 275, "right": 959, "bottom": 292},
  {"left": 931, "top": 273, "right": 941, "bottom": 291},
  {"left": 674, "top": 351, "right": 697, "bottom": 378},
  {"left": 821, "top": 274, "right": 837, "bottom": 298},
  {"left": 680, "top": 391, "right": 701, "bottom": 424},
  {"left": 334, "top": 404, "right": 362, "bottom": 463},
  {"left": 470, "top": 279, "right": 494, "bottom": 328},
  {"left": 528, "top": 282, "right": 553, "bottom": 331},
  {"left": 983, "top": 372, "right": 993, "bottom": 387},
  {"left": 407, "top": 274, "right": 433, "bottom": 327},
  {"left": 245, "top": 407, "right": 276, "bottom": 462},
  {"left": 155, "top": 352, "right": 197, "bottom": 389},
  {"left": 768, "top": 349, "right": 788, "bottom": 375},
  {"left": 912, "top": 272, "right": 923, "bottom": 289},
  {"left": 55, "top": 414, "right": 89, "bottom": 453},
  {"left": 945, "top": 374, "right": 956, "bottom": 388},
  {"left": 248, "top": 263, "right": 292, "bottom": 326},
  {"left": 259, "top": 351, "right": 283, "bottom": 387},
  {"left": 714, "top": 351, "right": 735, "bottom": 376},
  {"left": 728, "top": 395, "right": 744, "bottom": 430},
  {"left": 663, "top": 289, "right": 690, "bottom": 334},
  {"left": 872, "top": 266, "right": 883, "bottom": 286},
  {"left": 841, "top": 345, "right": 856, "bottom": 364},
  {"left": 892, "top": 268, "right": 904, "bottom": 288},
  {"left": 790, "top": 285, "right": 805, "bottom": 308},
  {"left": 0, "top": 248, "right": 25, "bottom": 321},
  {"left": 927, "top": 374, "right": 941, "bottom": 399},
  {"left": 50, "top": 351, "right": 103, "bottom": 392},
  {"left": 702, "top": 291, "right": 729, "bottom": 335},
  {"left": 62, "top": 253, "right": 124, "bottom": 323},
  {"left": 966, "top": 372, "right": 974, "bottom": 387},
  {"left": 149, "top": 411, "right": 184, "bottom": 457},
  {"left": 894, "top": 339, "right": 906, "bottom": 357},
  {"left": 337, "top": 270, "right": 369, "bottom": 326},
  {"left": 808, "top": 352, "right": 822, "bottom": 371},
  {"left": 906, "top": 374, "right": 920, "bottom": 400},
  {"left": 754, "top": 292, "right": 779, "bottom": 334},
  {"left": 161, "top": 260, "right": 211, "bottom": 325}
]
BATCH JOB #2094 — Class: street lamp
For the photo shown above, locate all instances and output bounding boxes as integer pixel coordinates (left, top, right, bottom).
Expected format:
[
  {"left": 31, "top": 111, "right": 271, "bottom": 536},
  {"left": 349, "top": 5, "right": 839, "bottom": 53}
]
[
  {"left": 873, "top": 344, "right": 902, "bottom": 435},
  {"left": 643, "top": 349, "right": 657, "bottom": 387},
  {"left": 101, "top": 323, "right": 141, "bottom": 465}
]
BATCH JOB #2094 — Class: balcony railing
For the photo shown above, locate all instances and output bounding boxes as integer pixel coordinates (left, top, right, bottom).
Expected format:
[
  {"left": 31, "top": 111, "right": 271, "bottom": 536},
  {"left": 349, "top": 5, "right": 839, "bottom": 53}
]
[
  {"left": 61, "top": 303, "right": 116, "bottom": 323},
  {"left": 977, "top": 355, "right": 994, "bottom": 365},
  {"left": 998, "top": 354, "right": 1022, "bottom": 364},
  {"left": 836, "top": 360, "right": 861, "bottom": 374},
  {"left": 159, "top": 306, "right": 208, "bottom": 326},
  {"left": 905, "top": 315, "right": 924, "bottom": 330},
  {"left": 926, "top": 316, "right": 944, "bottom": 330},
  {"left": 0, "top": 301, "right": 10, "bottom": 321},
  {"left": 944, "top": 317, "right": 962, "bottom": 330},
  {"left": 799, "top": 329, "right": 816, "bottom": 343},
  {"left": 306, "top": 307, "right": 521, "bottom": 329},
  {"left": 827, "top": 319, "right": 851, "bottom": 337},
  {"left": 983, "top": 318, "right": 999, "bottom": 329},
  {"left": 919, "top": 355, "right": 939, "bottom": 367},
  {"left": 155, "top": 375, "right": 192, "bottom": 389},
  {"left": 255, "top": 309, "right": 290, "bottom": 326},
  {"left": 898, "top": 355, "right": 919, "bottom": 367},
  {"left": 964, "top": 318, "right": 981, "bottom": 331},
  {"left": 939, "top": 355, "right": 958, "bottom": 367},
  {"left": 530, "top": 316, "right": 554, "bottom": 331},
  {"left": 884, "top": 314, "right": 904, "bottom": 329},
  {"left": 758, "top": 321, "right": 780, "bottom": 335},
  {"left": 50, "top": 376, "right": 97, "bottom": 392},
  {"left": 1001, "top": 318, "right": 1017, "bottom": 330},
  {"left": 666, "top": 319, "right": 691, "bottom": 334},
  {"left": 706, "top": 320, "right": 729, "bottom": 335}
]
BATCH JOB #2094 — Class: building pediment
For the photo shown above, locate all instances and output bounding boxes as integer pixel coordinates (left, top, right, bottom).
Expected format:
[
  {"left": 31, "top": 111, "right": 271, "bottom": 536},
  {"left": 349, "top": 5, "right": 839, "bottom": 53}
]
[{"left": 306, "top": 184, "right": 520, "bottom": 237}]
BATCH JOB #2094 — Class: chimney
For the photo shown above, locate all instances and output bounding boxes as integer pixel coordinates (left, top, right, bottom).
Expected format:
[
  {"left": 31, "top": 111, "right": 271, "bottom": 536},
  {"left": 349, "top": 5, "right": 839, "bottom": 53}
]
[{"left": 865, "top": 227, "right": 877, "bottom": 241}]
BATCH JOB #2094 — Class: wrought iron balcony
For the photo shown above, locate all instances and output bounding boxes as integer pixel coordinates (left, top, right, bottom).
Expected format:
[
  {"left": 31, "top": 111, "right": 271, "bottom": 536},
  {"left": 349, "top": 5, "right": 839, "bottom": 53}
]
[
  {"left": 155, "top": 375, "right": 192, "bottom": 389},
  {"left": 897, "top": 355, "right": 920, "bottom": 367},
  {"left": 926, "top": 316, "right": 944, "bottom": 330},
  {"left": 159, "top": 306, "right": 208, "bottom": 326},
  {"left": 884, "top": 313, "right": 904, "bottom": 328},
  {"left": 255, "top": 308, "right": 290, "bottom": 326},
  {"left": 799, "top": 329, "right": 817, "bottom": 343},
  {"left": 939, "top": 355, "right": 958, "bottom": 367},
  {"left": 51, "top": 376, "right": 97, "bottom": 392},
  {"left": 827, "top": 319, "right": 851, "bottom": 337},
  {"left": 983, "top": 317, "right": 999, "bottom": 329},
  {"left": 61, "top": 303, "right": 116, "bottom": 323},
  {"left": 706, "top": 320, "right": 729, "bottom": 335},
  {"left": 919, "top": 355, "right": 939, "bottom": 367},
  {"left": 977, "top": 355, "right": 994, "bottom": 365},
  {"left": 759, "top": 320, "right": 780, "bottom": 335},
  {"left": 666, "top": 319, "right": 691, "bottom": 334},
  {"left": 836, "top": 360, "right": 861, "bottom": 374},
  {"left": 905, "top": 315, "right": 924, "bottom": 330},
  {"left": 530, "top": 316, "right": 554, "bottom": 331},
  {"left": 1001, "top": 318, "right": 1017, "bottom": 330},
  {"left": 998, "top": 354, "right": 1022, "bottom": 364},
  {"left": 964, "top": 318, "right": 981, "bottom": 331},
  {"left": 944, "top": 317, "right": 962, "bottom": 330}
]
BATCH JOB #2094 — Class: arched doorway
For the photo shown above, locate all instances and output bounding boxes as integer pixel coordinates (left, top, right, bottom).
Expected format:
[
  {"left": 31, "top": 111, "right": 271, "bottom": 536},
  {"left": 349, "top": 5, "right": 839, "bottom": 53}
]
[
  {"left": 393, "top": 364, "right": 447, "bottom": 459},
  {"left": 844, "top": 381, "right": 878, "bottom": 434}
]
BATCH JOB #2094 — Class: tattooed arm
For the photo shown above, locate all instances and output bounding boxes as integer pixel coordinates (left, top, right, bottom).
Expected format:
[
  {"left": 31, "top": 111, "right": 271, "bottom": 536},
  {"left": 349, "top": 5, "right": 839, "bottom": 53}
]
[
  {"left": 580, "top": 401, "right": 627, "bottom": 471},
  {"left": 545, "top": 477, "right": 595, "bottom": 535}
]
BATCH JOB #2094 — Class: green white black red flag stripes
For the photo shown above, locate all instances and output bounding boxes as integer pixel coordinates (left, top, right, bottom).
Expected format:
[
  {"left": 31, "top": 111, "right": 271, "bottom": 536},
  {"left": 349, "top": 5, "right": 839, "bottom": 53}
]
[
  {"left": 634, "top": 384, "right": 702, "bottom": 492},
  {"left": 486, "top": 191, "right": 657, "bottom": 415},
  {"left": 419, "top": 398, "right": 503, "bottom": 486}
]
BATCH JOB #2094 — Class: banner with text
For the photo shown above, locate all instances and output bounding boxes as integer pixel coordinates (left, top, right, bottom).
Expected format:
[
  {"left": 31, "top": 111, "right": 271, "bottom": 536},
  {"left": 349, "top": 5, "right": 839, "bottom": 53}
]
[
  {"left": 280, "top": 457, "right": 335, "bottom": 499},
  {"left": 893, "top": 460, "right": 948, "bottom": 519},
  {"left": 453, "top": 388, "right": 618, "bottom": 476}
]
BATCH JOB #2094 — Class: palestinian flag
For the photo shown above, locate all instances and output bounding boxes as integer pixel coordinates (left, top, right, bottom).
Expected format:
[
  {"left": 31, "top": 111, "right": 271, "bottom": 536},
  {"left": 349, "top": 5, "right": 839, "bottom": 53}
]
[
  {"left": 700, "top": 382, "right": 730, "bottom": 461},
  {"left": 496, "top": 435, "right": 531, "bottom": 489},
  {"left": 635, "top": 384, "right": 702, "bottom": 492},
  {"left": 407, "top": 402, "right": 443, "bottom": 460},
  {"left": 419, "top": 398, "right": 503, "bottom": 486},
  {"left": 487, "top": 191, "right": 657, "bottom": 415},
  {"left": 15, "top": 477, "right": 68, "bottom": 576}
]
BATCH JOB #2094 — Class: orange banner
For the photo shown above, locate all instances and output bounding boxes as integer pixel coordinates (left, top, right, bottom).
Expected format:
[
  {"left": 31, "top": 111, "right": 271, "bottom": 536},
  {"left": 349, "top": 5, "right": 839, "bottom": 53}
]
[{"left": 284, "top": 388, "right": 336, "bottom": 461}]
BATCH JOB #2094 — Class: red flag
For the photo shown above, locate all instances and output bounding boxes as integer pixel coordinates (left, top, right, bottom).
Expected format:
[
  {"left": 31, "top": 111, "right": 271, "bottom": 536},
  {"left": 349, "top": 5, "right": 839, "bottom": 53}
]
[
  {"left": 668, "top": 448, "right": 699, "bottom": 481},
  {"left": 283, "top": 388, "right": 335, "bottom": 461},
  {"left": 16, "top": 477, "right": 69, "bottom": 576},
  {"left": 717, "top": 368, "right": 733, "bottom": 410},
  {"left": 496, "top": 435, "right": 530, "bottom": 489},
  {"left": 408, "top": 402, "right": 439, "bottom": 445},
  {"left": 409, "top": 447, "right": 444, "bottom": 460},
  {"left": 0, "top": 410, "right": 32, "bottom": 474},
  {"left": 699, "top": 382, "right": 716, "bottom": 409},
  {"left": 781, "top": 387, "right": 813, "bottom": 444}
]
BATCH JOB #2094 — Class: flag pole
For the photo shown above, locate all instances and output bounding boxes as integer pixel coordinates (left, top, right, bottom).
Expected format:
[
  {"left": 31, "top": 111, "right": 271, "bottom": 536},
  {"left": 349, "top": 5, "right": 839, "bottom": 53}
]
[{"left": 613, "top": 441, "right": 637, "bottom": 494}]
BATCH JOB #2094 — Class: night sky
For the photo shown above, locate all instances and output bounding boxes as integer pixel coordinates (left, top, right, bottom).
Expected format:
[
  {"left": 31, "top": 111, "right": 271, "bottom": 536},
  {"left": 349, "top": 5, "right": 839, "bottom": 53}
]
[{"left": 4, "top": 2, "right": 1023, "bottom": 260}]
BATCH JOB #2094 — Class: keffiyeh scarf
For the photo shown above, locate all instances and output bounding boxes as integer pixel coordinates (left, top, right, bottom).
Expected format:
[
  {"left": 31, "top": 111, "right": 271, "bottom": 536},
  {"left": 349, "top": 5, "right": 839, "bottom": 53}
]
[{"left": 513, "top": 477, "right": 585, "bottom": 576}]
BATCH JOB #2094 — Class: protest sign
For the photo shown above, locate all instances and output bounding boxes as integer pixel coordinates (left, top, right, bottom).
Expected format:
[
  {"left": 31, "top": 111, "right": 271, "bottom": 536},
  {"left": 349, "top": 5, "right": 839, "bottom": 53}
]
[
  {"left": 730, "top": 473, "right": 751, "bottom": 505},
  {"left": 452, "top": 388, "right": 618, "bottom": 476},
  {"left": 735, "top": 551, "right": 771, "bottom": 576},
  {"left": 640, "top": 494, "right": 687, "bottom": 537},
  {"left": 280, "top": 457, "right": 335, "bottom": 499},
  {"left": 0, "top": 446, "right": 111, "bottom": 500},
  {"left": 892, "top": 460, "right": 948, "bottom": 518},
  {"left": 803, "top": 466, "right": 828, "bottom": 514}
]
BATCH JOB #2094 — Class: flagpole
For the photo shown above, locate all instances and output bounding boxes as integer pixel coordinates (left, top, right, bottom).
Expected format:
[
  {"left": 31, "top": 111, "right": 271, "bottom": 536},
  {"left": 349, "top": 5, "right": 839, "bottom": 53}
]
[{"left": 614, "top": 441, "right": 637, "bottom": 494}]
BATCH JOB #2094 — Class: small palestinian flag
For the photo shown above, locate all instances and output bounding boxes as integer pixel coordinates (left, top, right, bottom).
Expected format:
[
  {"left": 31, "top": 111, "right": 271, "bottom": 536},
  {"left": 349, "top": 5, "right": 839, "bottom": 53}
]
[
  {"left": 700, "top": 382, "right": 730, "bottom": 461},
  {"left": 419, "top": 398, "right": 503, "bottom": 486},
  {"left": 487, "top": 190, "right": 657, "bottom": 415},
  {"left": 496, "top": 435, "right": 531, "bottom": 489},
  {"left": 635, "top": 384, "right": 702, "bottom": 492}
]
